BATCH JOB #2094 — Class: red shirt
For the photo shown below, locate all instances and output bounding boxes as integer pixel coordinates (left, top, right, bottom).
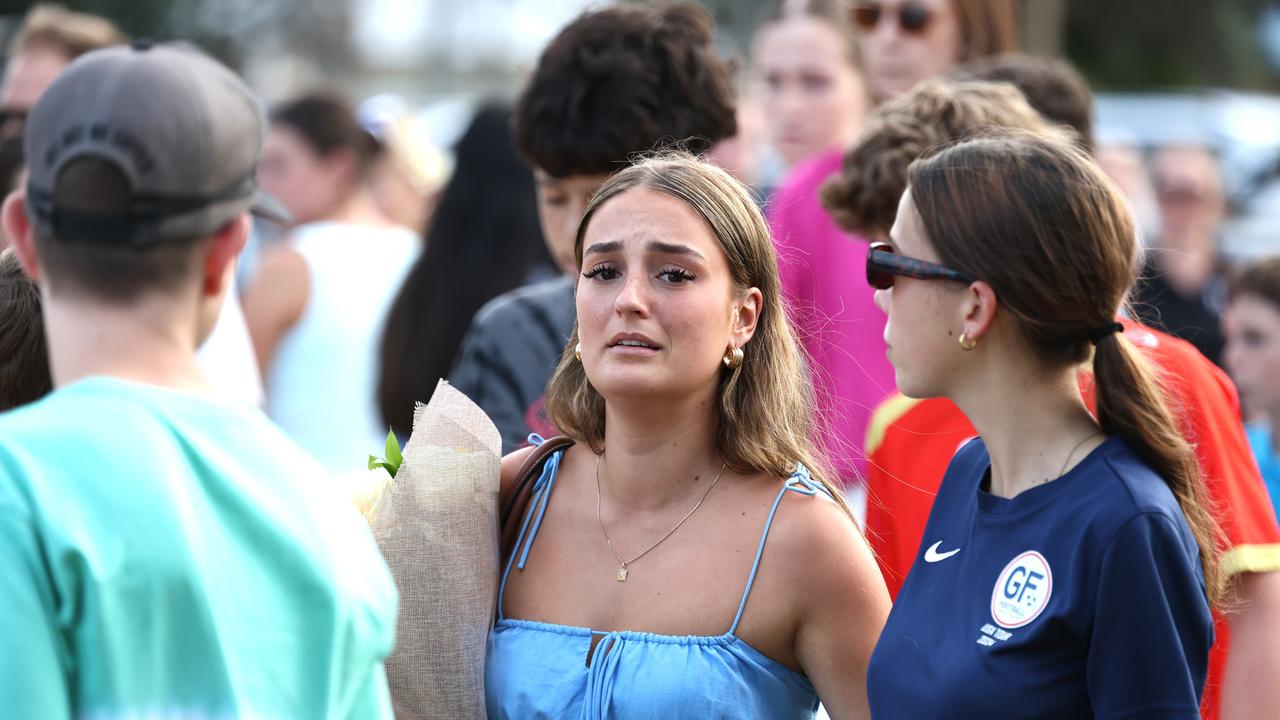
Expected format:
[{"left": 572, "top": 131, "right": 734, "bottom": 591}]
[{"left": 864, "top": 319, "right": 1280, "bottom": 720}]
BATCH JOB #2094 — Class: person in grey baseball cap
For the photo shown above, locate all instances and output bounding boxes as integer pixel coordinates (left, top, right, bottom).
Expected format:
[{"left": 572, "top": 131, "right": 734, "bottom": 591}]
[{"left": 0, "top": 41, "right": 397, "bottom": 718}]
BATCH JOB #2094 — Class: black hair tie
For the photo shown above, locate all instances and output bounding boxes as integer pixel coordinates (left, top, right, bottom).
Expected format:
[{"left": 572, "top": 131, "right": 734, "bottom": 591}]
[{"left": 1089, "top": 321, "right": 1124, "bottom": 345}]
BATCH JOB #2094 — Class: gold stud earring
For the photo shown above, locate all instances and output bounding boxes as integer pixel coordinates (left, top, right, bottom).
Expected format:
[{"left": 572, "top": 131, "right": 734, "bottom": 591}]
[
  {"left": 722, "top": 346, "right": 744, "bottom": 369},
  {"left": 575, "top": 343, "right": 582, "bottom": 362},
  {"left": 958, "top": 332, "right": 977, "bottom": 351}
]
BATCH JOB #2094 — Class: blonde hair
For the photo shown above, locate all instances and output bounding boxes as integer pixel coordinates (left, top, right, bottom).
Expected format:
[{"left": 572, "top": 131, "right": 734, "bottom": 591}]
[
  {"left": 10, "top": 4, "right": 127, "bottom": 59},
  {"left": 545, "top": 153, "right": 850, "bottom": 515}
]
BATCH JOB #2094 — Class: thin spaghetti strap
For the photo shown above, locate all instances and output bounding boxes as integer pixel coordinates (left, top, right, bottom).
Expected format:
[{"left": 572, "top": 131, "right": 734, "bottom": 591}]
[
  {"left": 496, "top": 448, "right": 566, "bottom": 621},
  {"left": 727, "top": 468, "right": 824, "bottom": 636}
]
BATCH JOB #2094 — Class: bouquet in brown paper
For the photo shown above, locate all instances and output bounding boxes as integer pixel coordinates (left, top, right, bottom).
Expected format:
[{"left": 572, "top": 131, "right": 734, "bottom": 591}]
[{"left": 353, "top": 380, "right": 501, "bottom": 720}]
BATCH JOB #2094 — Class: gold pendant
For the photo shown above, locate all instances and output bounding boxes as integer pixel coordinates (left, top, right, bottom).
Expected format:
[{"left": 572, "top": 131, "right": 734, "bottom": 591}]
[{"left": 616, "top": 565, "right": 629, "bottom": 582}]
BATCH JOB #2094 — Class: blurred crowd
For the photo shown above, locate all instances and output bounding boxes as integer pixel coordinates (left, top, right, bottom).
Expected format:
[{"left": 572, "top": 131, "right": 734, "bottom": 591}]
[{"left": 2, "top": 1, "right": 1280, "bottom": 719}]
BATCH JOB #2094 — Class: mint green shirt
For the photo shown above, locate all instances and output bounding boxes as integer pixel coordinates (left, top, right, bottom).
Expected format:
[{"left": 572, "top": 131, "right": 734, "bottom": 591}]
[{"left": 0, "top": 378, "right": 397, "bottom": 718}]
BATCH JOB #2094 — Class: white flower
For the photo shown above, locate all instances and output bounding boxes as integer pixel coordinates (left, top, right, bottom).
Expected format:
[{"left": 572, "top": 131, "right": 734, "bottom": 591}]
[{"left": 342, "top": 466, "right": 394, "bottom": 526}]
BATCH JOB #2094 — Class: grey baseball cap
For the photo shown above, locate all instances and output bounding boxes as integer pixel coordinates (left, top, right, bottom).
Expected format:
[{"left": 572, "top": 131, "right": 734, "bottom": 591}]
[{"left": 23, "top": 40, "right": 289, "bottom": 247}]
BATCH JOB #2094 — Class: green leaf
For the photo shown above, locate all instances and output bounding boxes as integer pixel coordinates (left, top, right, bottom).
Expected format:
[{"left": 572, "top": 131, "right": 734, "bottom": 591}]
[
  {"left": 385, "top": 429, "right": 403, "bottom": 470},
  {"left": 365, "top": 430, "right": 403, "bottom": 479}
]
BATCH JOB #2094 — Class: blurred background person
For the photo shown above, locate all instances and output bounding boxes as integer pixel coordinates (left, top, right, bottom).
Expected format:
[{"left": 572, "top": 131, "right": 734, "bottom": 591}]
[
  {"left": 750, "top": 0, "right": 870, "bottom": 192},
  {"left": 1132, "top": 143, "right": 1230, "bottom": 367},
  {"left": 949, "top": 52, "right": 1093, "bottom": 150},
  {"left": 377, "top": 103, "right": 553, "bottom": 440},
  {"left": 0, "top": 3, "right": 125, "bottom": 139},
  {"left": 852, "top": 0, "right": 1018, "bottom": 103},
  {"left": 246, "top": 91, "right": 420, "bottom": 472},
  {"left": 358, "top": 94, "right": 453, "bottom": 237},
  {"left": 0, "top": 247, "right": 50, "bottom": 411},
  {"left": 769, "top": 0, "right": 1018, "bottom": 507},
  {"left": 449, "top": 2, "right": 738, "bottom": 453},
  {"left": 1225, "top": 256, "right": 1280, "bottom": 523},
  {"left": 1094, "top": 134, "right": 1161, "bottom": 242}
]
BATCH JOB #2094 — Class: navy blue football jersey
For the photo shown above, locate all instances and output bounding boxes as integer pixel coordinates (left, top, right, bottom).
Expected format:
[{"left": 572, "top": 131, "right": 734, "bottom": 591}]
[{"left": 867, "top": 437, "right": 1212, "bottom": 719}]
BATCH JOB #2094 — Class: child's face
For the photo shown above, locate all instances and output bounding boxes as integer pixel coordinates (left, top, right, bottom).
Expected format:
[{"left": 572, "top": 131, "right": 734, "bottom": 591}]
[
  {"left": 533, "top": 170, "right": 612, "bottom": 277},
  {"left": 1224, "top": 293, "right": 1280, "bottom": 420}
]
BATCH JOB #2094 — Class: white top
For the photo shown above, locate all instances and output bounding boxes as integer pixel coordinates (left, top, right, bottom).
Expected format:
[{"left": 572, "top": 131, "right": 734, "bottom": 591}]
[
  {"left": 265, "top": 221, "right": 420, "bottom": 473},
  {"left": 197, "top": 277, "right": 265, "bottom": 408}
]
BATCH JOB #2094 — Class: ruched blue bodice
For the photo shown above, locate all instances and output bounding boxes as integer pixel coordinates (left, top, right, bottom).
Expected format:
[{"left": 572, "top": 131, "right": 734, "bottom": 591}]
[{"left": 485, "top": 442, "right": 823, "bottom": 719}]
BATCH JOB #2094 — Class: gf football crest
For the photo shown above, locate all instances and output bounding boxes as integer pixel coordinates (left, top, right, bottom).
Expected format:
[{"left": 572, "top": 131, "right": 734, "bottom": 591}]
[{"left": 991, "top": 550, "right": 1052, "bottom": 628}]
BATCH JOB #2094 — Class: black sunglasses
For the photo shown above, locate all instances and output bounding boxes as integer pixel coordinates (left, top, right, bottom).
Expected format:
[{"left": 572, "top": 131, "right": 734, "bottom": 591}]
[
  {"left": 866, "top": 242, "right": 975, "bottom": 290},
  {"left": 852, "top": 2, "right": 933, "bottom": 34}
]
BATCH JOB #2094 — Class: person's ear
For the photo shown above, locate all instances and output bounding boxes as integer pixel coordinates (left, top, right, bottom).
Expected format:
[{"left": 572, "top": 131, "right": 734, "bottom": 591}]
[
  {"left": 958, "top": 280, "right": 998, "bottom": 343},
  {"left": 2, "top": 190, "right": 40, "bottom": 281},
  {"left": 202, "top": 214, "right": 249, "bottom": 297},
  {"left": 731, "top": 286, "right": 763, "bottom": 349}
]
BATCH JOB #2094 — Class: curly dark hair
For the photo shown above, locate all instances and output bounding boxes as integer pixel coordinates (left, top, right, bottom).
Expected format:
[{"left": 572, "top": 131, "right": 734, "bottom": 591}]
[
  {"left": 819, "top": 79, "right": 1049, "bottom": 238},
  {"left": 514, "top": 2, "right": 738, "bottom": 178}
]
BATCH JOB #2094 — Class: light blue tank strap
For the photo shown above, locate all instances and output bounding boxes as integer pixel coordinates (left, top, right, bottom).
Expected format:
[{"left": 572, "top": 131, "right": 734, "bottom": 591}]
[
  {"left": 496, "top": 436, "right": 567, "bottom": 621},
  {"left": 728, "top": 466, "right": 831, "bottom": 636}
]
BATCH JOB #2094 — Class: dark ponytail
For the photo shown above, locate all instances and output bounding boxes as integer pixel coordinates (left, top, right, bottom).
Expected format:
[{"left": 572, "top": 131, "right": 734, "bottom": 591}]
[
  {"left": 908, "top": 130, "right": 1223, "bottom": 604},
  {"left": 1092, "top": 331, "right": 1223, "bottom": 603}
]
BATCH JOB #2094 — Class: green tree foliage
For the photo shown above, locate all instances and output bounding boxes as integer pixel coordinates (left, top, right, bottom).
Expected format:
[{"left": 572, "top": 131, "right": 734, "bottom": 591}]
[{"left": 1065, "top": 0, "right": 1278, "bottom": 90}]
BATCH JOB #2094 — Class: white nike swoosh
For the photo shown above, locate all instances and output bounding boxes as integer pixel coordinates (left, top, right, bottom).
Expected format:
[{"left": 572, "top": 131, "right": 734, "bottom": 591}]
[{"left": 924, "top": 541, "right": 961, "bottom": 563}]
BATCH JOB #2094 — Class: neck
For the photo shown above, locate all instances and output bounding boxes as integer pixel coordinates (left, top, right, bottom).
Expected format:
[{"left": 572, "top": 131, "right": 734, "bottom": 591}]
[
  {"left": 325, "top": 187, "right": 394, "bottom": 228},
  {"left": 598, "top": 389, "right": 723, "bottom": 513},
  {"left": 951, "top": 352, "right": 1101, "bottom": 499},
  {"left": 42, "top": 291, "right": 213, "bottom": 395}
]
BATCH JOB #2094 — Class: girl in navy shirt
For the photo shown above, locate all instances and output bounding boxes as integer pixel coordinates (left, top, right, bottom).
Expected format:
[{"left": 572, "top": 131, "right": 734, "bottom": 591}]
[{"left": 864, "top": 130, "right": 1218, "bottom": 719}]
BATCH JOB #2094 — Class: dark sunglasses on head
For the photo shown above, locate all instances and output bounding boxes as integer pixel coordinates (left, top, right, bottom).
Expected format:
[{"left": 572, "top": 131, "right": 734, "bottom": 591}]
[
  {"left": 866, "top": 242, "right": 976, "bottom": 290},
  {"left": 852, "top": 2, "right": 933, "bottom": 34}
]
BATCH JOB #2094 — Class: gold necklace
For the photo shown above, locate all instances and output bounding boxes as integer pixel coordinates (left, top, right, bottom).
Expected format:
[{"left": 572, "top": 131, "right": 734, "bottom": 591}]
[
  {"left": 1050, "top": 430, "right": 1104, "bottom": 483},
  {"left": 595, "top": 452, "right": 726, "bottom": 582}
]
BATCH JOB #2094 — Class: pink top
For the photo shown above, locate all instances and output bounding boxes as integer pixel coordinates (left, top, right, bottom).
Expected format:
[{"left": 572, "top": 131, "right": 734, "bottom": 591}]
[{"left": 767, "top": 150, "right": 896, "bottom": 483}]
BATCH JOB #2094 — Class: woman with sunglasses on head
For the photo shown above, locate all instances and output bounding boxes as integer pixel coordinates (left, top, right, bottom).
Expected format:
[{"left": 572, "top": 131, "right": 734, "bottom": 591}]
[
  {"left": 852, "top": 0, "right": 1018, "bottom": 102},
  {"left": 767, "top": 0, "right": 1017, "bottom": 501},
  {"left": 486, "top": 154, "right": 890, "bottom": 719},
  {"left": 865, "top": 130, "right": 1217, "bottom": 718}
]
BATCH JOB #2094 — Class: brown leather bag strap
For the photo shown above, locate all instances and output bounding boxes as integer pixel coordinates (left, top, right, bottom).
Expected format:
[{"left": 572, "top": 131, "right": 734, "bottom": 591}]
[{"left": 499, "top": 435, "right": 575, "bottom": 564}]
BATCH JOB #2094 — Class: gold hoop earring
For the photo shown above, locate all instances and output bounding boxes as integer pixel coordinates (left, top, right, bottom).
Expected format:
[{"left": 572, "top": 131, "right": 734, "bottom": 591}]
[
  {"left": 722, "top": 346, "right": 744, "bottom": 369},
  {"left": 575, "top": 343, "right": 582, "bottom": 362},
  {"left": 958, "top": 332, "right": 977, "bottom": 351}
]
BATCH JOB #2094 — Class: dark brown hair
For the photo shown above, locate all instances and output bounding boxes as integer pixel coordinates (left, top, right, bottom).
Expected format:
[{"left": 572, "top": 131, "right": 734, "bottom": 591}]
[
  {"left": 1229, "top": 256, "right": 1280, "bottom": 312},
  {"left": 514, "top": 2, "right": 737, "bottom": 178},
  {"left": 820, "top": 78, "right": 1050, "bottom": 238},
  {"left": 271, "top": 92, "right": 381, "bottom": 178},
  {"left": 377, "top": 104, "right": 550, "bottom": 437},
  {"left": 908, "top": 130, "right": 1222, "bottom": 603},
  {"left": 0, "top": 249, "right": 52, "bottom": 410},
  {"left": 952, "top": 0, "right": 1020, "bottom": 61},
  {"left": 950, "top": 53, "right": 1094, "bottom": 150}
]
